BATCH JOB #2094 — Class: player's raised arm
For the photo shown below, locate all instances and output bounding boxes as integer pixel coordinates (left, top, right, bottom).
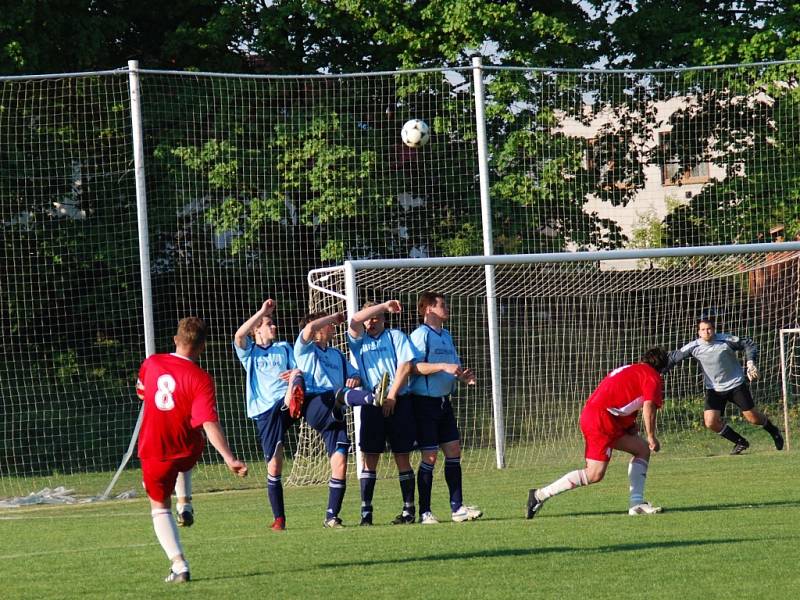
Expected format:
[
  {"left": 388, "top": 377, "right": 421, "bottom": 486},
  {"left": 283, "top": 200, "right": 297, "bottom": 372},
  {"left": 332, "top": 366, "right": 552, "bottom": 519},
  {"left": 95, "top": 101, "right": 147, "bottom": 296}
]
[
  {"left": 348, "top": 300, "right": 401, "bottom": 338},
  {"left": 300, "top": 311, "right": 346, "bottom": 343},
  {"left": 234, "top": 299, "right": 275, "bottom": 349}
]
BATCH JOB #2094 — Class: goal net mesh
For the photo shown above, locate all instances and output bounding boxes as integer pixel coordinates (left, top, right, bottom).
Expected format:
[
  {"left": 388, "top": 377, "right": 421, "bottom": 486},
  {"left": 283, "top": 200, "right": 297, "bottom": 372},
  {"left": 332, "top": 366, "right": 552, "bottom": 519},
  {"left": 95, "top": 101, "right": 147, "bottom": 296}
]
[{"left": 290, "top": 250, "right": 800, "bottom": 484}]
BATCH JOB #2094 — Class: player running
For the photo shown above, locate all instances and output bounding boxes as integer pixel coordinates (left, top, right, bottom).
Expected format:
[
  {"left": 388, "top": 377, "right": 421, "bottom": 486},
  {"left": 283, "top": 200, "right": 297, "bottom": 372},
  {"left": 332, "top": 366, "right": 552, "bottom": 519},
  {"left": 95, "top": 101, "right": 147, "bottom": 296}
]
[
  {"left": 347, "top": 300, "right": 419, "bottom": 525},
  {"left": 409, "top": 292, "right": 482, "bottom": 524},
  {"left": 137, "top": 317, "right": 248, "bottom": 584},
  {"left": 526, "top": 348, "right": 669, "bottom": 519},
  {"left": 233, "top": 299, "right": 305, "bottom": 531},
  {"left": 666, "top": 318, "right": 784, "bottom": 454}
]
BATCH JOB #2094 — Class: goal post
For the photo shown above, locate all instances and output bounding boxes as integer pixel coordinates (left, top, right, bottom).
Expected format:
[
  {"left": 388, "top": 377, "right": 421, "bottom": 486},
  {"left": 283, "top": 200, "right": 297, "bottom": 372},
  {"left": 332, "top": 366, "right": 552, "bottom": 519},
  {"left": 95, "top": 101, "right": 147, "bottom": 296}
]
[
  {"left": 296, "top": 242, "right": 800, "bottom": 484},
  {"left": 779, "top": 328, "right": 800, "bottom": 451}
]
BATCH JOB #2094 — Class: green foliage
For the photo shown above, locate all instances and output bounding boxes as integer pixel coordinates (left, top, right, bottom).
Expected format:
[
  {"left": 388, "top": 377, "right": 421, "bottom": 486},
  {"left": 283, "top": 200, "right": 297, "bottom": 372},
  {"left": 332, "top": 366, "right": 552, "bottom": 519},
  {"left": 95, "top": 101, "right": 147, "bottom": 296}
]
[
  {"left": 171, "top": 140, "right": 239, "bottom": 189},
  {"left": 438, "top": 222, "right": 483, "bottom": 257},
  {"left": 0, "top": 0, "right": 245, "bottom": 74},
  {"left": 271, "top": 112, "right": 375, "bottom": 225}
]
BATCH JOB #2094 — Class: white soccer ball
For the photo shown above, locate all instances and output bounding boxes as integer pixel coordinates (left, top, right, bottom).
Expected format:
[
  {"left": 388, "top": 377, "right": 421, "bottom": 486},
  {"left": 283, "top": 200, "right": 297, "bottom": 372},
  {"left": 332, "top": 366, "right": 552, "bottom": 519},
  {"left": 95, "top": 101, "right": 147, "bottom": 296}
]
[{"left": 401, "top": 119, "right": 430, "bottom": 148}]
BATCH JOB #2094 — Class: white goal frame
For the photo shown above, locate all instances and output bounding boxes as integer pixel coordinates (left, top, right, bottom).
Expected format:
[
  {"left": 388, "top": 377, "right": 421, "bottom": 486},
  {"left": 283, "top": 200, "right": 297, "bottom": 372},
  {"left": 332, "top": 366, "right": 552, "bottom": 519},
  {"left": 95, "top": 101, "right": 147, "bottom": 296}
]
[
  {"left": 779, "top": 328, "right": 800, "bottom": 451},
  {"left": 310, "top": 240, "right": 800, "bottom": 470}
]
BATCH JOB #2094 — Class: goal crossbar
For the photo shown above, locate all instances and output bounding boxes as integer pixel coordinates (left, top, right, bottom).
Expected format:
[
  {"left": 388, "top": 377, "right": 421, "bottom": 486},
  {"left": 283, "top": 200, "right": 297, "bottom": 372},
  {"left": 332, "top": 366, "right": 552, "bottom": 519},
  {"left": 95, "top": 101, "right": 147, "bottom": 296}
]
[{"left": 346, "top": 242, "right": 800, "bottom": 271}]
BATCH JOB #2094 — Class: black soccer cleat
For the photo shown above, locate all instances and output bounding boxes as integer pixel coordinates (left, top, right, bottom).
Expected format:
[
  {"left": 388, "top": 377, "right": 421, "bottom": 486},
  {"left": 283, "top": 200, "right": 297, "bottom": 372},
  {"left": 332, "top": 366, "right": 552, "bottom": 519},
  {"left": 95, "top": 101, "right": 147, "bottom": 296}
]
[
  {"left": 359, "top": 513, "right": 373, "bottom": 526},
  {"left": 730, "top": 439, "right": 750, "bottom": 455},
  {"left": 526, "top": 488, "right": 544, "bottom": 519},
  {"left": 772, "top": 431, "right": 785, "bottom": 451},
  {"left": 176, "top": 507, "right": 194, "bottom": 527},
  {"left": 165, "top": 569, "right": 190, "bottom": 584},
  {"left": 323, "top": 516, "right": 344, "bottom": 528},
  {"left": 390, "top": 511, "right": 415, "bottom": 525}
]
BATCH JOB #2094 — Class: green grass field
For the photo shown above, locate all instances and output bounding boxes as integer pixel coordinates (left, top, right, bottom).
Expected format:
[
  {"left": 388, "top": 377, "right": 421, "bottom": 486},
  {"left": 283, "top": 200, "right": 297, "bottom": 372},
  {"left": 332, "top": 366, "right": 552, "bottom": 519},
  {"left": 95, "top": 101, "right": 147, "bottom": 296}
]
[{"left": 2, "top": 447, "right": 799, "bottom": 599}]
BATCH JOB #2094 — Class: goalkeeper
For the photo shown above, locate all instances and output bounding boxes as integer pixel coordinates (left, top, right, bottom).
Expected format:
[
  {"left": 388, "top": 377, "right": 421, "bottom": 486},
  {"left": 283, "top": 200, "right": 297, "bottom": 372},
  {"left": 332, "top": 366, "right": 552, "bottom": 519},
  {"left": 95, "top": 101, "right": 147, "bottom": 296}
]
[{"left": 665, "top": 318, "right": 784, "bottom": 454}]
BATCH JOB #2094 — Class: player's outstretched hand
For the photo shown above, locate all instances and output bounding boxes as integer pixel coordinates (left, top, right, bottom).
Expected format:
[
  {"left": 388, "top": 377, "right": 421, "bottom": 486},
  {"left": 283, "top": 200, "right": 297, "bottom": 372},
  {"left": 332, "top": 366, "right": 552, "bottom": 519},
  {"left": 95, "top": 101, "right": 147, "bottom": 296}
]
[
  {"left": 746, "top": 360, "right": 759, "bottom": 381},
  {"left": 227, "top": 459, "right": 248, "bottom": 478},
  {"left": 648, "top": 436, "right": 660, "bottom": 452},
  {"left": 385, "top": 300, "right": 402, "bottom": 314},
  {"left": 346, "top": 376, "right": 361, "bottom": 389}
]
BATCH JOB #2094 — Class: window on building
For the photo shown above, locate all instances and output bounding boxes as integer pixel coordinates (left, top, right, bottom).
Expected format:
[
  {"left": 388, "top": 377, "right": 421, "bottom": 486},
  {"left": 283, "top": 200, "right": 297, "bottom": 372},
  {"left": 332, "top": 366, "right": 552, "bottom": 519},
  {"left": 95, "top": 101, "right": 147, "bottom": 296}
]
[{"left": 659, "top": 132, "right": 711, "bottom": 186}]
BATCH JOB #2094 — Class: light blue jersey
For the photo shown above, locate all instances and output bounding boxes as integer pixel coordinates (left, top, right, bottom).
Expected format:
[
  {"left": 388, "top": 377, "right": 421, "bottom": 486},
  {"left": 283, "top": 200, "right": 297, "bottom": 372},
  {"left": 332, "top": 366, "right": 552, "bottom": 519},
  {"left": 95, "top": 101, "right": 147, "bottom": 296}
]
[
  {"left": 348, "top": 328, "right": 420, "bottom": 394},
  {"left": 667, "top": 332, "right": 758, "bottom": 392},
  {"left": 409, "top": 324, "right": 460, "bottom": 397},
  {"left": 294, "top": 333, "right": 358, "bottom": 395},
  {"left": 234, "top": 338, "right": 295, "bottom": 418}
]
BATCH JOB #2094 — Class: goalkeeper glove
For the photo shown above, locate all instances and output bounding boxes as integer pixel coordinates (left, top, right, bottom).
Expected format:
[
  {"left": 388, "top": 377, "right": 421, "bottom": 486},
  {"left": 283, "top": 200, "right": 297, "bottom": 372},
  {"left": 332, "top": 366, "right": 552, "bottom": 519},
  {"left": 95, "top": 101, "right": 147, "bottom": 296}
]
[{"left": 746, "top": 360, "right": 759, "bottom": 381}]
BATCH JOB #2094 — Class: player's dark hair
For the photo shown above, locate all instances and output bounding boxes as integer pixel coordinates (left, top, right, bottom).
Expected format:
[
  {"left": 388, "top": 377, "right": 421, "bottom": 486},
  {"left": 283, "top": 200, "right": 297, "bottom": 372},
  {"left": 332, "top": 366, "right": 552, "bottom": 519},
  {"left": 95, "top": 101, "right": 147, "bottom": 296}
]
[
  {"left": 418, "top": 291, "right": 444, "bottom": 319},
  {"left": 299, "top": 311, "right": 328, "bottom": 329},
  {"left": 697, "top": 317, "right": 715, "bottom": 328},
  {"left": 175, "top": 317, "right": 207, "bottom": 350},
  {"left": 641, "top": 347, "right": 669, "bottom": 373}
]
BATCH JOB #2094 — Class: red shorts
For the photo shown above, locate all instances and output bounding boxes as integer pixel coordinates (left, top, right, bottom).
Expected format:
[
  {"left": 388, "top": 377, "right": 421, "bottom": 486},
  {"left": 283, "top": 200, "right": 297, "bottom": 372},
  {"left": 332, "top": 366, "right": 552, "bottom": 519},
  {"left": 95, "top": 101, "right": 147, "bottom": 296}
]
[
  {"left": 579, "top": 406, "right": 626, "bottom": 463},
  {"left": 141, "top": 454, "right": 200, "bottom": 503}
]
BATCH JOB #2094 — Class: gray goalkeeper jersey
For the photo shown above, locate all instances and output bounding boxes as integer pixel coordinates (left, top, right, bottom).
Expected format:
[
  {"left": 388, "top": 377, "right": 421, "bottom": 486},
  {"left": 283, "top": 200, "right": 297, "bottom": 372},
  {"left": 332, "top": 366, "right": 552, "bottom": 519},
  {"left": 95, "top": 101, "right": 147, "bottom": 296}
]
[{"left": 666, "top": 333, "right": 758, "bottom": 392}]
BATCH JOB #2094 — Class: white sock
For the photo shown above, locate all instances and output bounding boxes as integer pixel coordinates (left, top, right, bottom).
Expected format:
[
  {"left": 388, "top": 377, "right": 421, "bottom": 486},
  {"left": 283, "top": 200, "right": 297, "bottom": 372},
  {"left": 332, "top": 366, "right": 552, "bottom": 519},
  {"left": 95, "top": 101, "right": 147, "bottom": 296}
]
[
  {"left": 628, "top": 458, "right": 649, "bottom": 506},
  {"left": 151, "top": 508, "right": 184, "bottom": 563},
  {"left": 537, "top": 469, "right": 589, "bottom": 501},
  {"left": 175, "top": 471, "right": 192, "bottom": 512}
]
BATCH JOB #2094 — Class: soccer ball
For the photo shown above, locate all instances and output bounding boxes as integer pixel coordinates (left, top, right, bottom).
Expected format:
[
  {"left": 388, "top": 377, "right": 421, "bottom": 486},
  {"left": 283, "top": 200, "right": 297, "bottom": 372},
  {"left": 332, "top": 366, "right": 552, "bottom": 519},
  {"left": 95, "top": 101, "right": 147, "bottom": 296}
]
[{"left": 401, "top": 119, "right": 430, "bottom": 148}]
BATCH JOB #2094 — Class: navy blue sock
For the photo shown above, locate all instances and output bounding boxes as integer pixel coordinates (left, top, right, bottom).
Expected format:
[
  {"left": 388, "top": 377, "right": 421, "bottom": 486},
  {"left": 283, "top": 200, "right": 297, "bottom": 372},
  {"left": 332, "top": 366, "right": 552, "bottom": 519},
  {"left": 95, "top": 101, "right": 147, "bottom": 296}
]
[
  {"left": 338, "top": 389, "right": 374, "bottom": 407},
  {"left": 417, "top": 461, "right": 435, "bottom": 515},
  {"left": 267, "top": 474, "right": 284, "bottom": 519},
  {"left": 360, "top": 470, "right": 377, "bottom": 517},
  {"left": 444, "top": 456, "right": 463, "bottom": 512},
  {"left": 398, "top": 469, "right": 415, "bottom": 512},
  {"left": 327, "top": 477, "right": 347, "bottom": 519}
]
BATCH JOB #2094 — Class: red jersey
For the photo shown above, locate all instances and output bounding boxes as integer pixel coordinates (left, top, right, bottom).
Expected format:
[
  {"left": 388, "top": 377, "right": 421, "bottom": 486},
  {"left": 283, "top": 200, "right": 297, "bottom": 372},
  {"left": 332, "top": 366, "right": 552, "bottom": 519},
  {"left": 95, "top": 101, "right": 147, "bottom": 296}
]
[
  {"left": 583, "top": 363, "right": 663, "bottom": 429},
  {"left": 136, "top": 353, "right": 218, "bottom": 460}
]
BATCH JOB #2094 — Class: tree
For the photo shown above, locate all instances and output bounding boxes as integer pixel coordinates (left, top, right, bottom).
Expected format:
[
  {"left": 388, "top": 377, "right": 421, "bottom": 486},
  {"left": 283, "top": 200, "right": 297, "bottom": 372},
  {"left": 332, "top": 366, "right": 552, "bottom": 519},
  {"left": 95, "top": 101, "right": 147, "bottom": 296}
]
[{"left": 0, "top": 0, "right": 245, "bottom": 74}]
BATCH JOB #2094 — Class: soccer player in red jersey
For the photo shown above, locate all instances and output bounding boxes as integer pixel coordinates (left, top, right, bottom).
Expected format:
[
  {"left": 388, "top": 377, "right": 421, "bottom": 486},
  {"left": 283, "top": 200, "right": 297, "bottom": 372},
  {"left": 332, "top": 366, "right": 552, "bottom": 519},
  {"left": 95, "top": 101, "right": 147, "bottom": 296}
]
[
  {"left": 137, "top": 317, "right": 248, "bottom": 583},
  {"left": 526, "top": 347, "right": 669, "bottom": 518}
]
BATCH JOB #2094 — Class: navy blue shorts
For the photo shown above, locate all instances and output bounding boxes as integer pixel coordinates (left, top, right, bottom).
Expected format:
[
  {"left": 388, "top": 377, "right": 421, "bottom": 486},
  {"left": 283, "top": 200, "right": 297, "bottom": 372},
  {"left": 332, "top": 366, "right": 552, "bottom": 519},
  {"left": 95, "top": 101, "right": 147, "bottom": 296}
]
[
  {"left": 358, "top": 394, "right": 416, "bottom": 454},
  {"left": 254, "top": 404, "right": 293, "bottom": 462},
  {"left": 303, "top": 391, "right": 351, "bottom": 456},
  {"left": 412, "top": 394, "right": 460, "bottom": 451},
  {"left": 705, "top": 383, "right": 755, "bottom": 413}
]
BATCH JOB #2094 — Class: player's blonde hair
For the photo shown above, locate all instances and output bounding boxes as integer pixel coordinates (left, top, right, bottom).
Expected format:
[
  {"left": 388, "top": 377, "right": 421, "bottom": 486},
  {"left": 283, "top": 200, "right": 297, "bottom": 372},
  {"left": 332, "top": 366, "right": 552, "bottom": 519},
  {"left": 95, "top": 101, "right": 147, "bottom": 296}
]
[{"left": 175, "top": 317, "right": 208, "bottom": 350}]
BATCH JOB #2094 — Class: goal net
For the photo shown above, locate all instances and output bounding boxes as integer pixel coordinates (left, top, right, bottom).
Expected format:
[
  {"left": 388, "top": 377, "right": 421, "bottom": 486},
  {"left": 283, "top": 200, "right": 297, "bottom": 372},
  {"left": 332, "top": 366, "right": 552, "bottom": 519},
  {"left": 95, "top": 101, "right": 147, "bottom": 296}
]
[
  {"left": 289, "top": 248, "right": 800, "bottom": 484},
  {"left": 780, "top": 328, "right": 800, "bottom": 449}
]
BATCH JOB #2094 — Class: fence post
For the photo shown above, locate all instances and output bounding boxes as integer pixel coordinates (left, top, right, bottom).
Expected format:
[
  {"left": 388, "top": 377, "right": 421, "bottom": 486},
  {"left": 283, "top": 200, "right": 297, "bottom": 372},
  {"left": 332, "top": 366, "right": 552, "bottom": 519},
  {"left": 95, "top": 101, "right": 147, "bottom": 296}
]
[
  {"left": 102, "top": 60, "right": 155, "bottom": 498},
  {"left": 472, "top": 55, "right": 505, "bottom": 469}
]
